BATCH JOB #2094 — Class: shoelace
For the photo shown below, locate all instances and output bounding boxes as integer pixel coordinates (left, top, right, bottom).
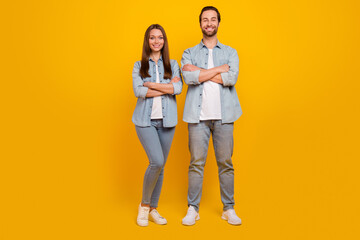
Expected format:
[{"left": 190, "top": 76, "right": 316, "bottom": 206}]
[
  {"left": 187, "top": 207, "right": 196, "bottom": 215},
  {"left": 151, "top": 210, "right": 164, "bottom": 219},
  {"left": 139, "top": 207, "right": 149, "bottom": 219},
  {"left": 226, "top": 210, "right": 240, "bottom": 219}
]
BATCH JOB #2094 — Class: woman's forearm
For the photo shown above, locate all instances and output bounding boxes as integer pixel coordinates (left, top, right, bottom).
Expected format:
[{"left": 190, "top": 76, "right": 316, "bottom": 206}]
[
  {"left": 145, "top": 89, "right": 165, "bottom": 97},
  {"left": 148, "top": 83, "right": 174, "bottom": 94}
]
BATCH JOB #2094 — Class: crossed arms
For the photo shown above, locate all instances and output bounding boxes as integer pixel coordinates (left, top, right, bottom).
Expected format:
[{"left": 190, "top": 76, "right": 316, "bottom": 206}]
[
  {"left": 132, "top": 61, "right": 183, "bottom": 99},
  {"left": 143, "top": 77, "right": 181, "bottom": 97},
  {"left": 182, "top": 64, "right": 229, "bottom": 84},
  {"left": 181, "top": 48, "right": 239, "bottom": 87}
]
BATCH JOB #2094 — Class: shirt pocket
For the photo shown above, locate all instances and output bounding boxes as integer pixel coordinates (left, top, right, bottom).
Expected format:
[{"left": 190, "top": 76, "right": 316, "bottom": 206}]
[
  {"left": 217, "top": 51, "right": 228, "bottom": 65},
  {"left": 161, "top": 77, "right": 171, "bottom": 83}
]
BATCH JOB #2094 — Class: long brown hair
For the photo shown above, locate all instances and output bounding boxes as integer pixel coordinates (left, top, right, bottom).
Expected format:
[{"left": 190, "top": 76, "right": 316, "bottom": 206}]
[{"left": 140, "top": 24, "right": 172, "bottom": 79}]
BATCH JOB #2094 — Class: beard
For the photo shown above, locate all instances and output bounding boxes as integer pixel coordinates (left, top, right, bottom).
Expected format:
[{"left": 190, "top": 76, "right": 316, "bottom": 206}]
[{"left": 202, "top": 26, "right": 218, "bottom": 37}]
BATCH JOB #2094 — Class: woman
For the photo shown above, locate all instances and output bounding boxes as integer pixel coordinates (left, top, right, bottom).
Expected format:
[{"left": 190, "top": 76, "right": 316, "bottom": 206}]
[{"left": 132, "top": 24, "right": 182, "bottom": 226}]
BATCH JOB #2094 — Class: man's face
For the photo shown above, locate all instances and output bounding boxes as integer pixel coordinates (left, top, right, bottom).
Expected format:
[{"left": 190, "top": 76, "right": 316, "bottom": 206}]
[{"left": 200, "top": 10, "right": 219, "bottom": 37}]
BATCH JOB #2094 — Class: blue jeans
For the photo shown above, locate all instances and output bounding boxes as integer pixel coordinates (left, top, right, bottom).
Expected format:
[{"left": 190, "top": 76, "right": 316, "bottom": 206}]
[
  {"left": 187, "top": 120, "right": 235, "bottom": 212},
  {"left": 135, "top": 120, "right": 175, "bottom": 208}
]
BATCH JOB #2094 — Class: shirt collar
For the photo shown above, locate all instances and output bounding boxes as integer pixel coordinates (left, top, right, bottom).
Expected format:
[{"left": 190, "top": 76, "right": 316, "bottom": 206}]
[
  {"left": 149, "top": 55, "right": 163, "bottom": 62},
  {"left": 200, "top": 40, "right": 222, "bottom": 49}
]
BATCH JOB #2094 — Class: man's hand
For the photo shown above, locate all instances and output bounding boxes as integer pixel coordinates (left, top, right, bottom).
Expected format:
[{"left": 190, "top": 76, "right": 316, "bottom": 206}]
[
  {"left": 182, "top": 64, "right": 201, "bottom": 72},
  {"left": 217, "top": 64, "right": 230, "bottom": 73},
  {"left": 143, "top": 81, "right": 154, "bottom": 88},
  {"left": 170, "top": 77, "right": 180, "bottom": 83}
]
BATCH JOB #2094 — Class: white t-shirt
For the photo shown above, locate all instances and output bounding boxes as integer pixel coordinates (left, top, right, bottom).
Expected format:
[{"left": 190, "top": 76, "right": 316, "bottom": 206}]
[
  {"left": 199, "top": 49, "right": 222, "bottom": 120},
  {"left": 151, "top": 64, "right": 163, "bottom": 119}
]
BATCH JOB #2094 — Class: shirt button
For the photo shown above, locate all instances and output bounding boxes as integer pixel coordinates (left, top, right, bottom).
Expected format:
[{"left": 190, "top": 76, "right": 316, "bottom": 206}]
[{"left": 198, "top": 105, "right": 200, "bottom": 107}]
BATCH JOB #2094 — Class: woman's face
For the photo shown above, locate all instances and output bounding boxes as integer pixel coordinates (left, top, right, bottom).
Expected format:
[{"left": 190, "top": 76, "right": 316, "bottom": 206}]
[{"left": 148, "top": 29, "right": 164, "bottom": 53}]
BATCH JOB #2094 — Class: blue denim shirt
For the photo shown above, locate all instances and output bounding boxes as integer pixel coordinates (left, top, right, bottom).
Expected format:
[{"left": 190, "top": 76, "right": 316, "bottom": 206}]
[
  {"left": 181, "top": 41, "right": 242, "bottom": 123},
  {"left": 132, "top": 57, "right": 183, "bottom": 127}
]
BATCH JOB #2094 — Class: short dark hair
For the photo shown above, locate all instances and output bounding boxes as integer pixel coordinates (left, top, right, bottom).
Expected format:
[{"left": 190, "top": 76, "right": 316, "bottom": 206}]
[{"left": 199, "top": 6, "right": 221, "bottom": 24}]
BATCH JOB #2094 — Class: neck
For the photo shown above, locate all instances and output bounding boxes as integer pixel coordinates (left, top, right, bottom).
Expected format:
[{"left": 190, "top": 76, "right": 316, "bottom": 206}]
[
  {"left": 150, "top": 51, "right": 161, "bottom": 63},
  {"left": 202, "top": 35, "right": 218, "bottom": 49}
]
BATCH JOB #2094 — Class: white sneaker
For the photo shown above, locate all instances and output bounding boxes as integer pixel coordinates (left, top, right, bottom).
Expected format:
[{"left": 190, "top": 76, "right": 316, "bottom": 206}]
[
  {"left": 137, "top": 203, "right": 150, "bottom": 227},
  {"left": 221, "top": 209, "right": 242, "bottom": 225},
  {"left": 182, "top": 206, "right": 200, "bottom": 226},
  {"left": 149, "top": 209, "right": 167, "bottom": 225}
]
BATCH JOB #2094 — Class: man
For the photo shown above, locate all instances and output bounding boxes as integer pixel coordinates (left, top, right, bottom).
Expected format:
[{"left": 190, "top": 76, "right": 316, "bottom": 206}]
[{"left": 181, "top": 6, "right": 242, "bottom": 226}]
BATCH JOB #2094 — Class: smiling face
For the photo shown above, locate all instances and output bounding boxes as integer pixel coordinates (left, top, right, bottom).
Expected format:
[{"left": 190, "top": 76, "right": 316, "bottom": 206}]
[
  {"left": 148, "top": 29, "right": 164, "bottom": 53},
  {"left": 200, "top": 10, "right": 219, "bottom": 37}
]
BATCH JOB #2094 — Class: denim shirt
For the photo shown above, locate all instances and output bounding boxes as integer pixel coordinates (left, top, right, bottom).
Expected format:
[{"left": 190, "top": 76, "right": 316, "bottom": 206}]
[
  {"left": 181, "top": 41, "right": 242, "bottom": 123},
  {"left": 132, "top": 57, "right": 183, "bottom": 127}
]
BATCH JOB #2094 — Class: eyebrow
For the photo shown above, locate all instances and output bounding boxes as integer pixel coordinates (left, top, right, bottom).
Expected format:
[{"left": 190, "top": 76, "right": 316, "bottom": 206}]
[
  {"left": 202, "top": 17, "right": 217, "bottom": 20},
  {"left": 150, "top": 35, "right": 163, "bottom": 37}
]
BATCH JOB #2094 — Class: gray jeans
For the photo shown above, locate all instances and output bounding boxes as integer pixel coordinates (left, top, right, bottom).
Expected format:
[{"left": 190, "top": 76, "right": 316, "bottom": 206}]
[
  {"left": 135, "top": 119, "right": 175, "bottom": 208},
  {"left": 187, "top": 120, "right": 235, "bottom": 212}
]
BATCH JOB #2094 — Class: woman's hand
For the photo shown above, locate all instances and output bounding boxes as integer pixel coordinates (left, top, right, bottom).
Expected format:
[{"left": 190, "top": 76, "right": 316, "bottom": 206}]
[
  {"left": 170, "top": 77, "right": 180, "bottom": 83},
  {"left": 143, "top": 81, "right": 154, "bottom": 88}
]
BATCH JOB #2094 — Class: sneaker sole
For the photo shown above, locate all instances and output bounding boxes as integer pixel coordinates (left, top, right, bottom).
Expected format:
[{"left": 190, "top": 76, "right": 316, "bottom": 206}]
[
  {"left": 221, "top": 215, "right": 242, "bottom": 225},
  {"left": 137, "top": 221, "right": 149, "bottom": 227},
  {"left": 149, "top": 216, "right": 167, "bottom": 225}
]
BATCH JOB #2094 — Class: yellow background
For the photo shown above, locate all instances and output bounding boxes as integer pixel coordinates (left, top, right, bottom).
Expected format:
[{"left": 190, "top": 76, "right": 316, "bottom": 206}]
[{"left": 1, "top": 0, "right": 360, "bottom": 239}]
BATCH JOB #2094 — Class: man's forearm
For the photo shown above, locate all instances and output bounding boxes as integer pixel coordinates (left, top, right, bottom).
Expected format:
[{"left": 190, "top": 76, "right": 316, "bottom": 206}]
[
  {"left": 182, "top": 64, "right": 228, "bottom": 84},
  {"left": 209, "top": 74, "right": 223, "bottom": 84},
  {"left": 198, "top": 67, "right": 222, "bottom": 82}
]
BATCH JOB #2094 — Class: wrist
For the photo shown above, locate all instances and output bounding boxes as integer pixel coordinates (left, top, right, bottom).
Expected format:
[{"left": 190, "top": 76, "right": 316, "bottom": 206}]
[{"left": 216, "top": 66, "right": 223, "bottom": 74}]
